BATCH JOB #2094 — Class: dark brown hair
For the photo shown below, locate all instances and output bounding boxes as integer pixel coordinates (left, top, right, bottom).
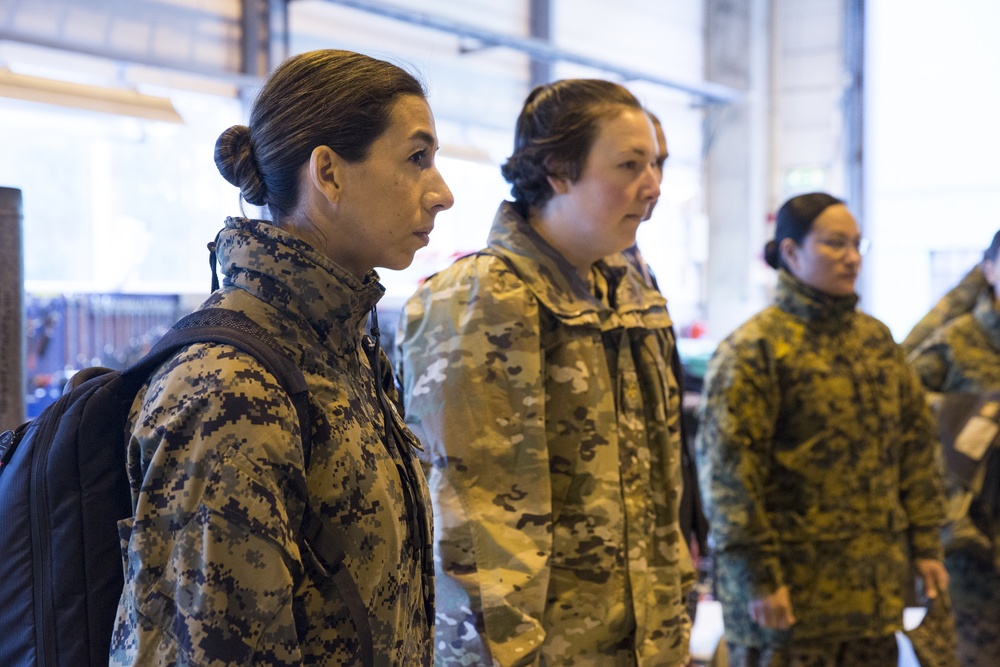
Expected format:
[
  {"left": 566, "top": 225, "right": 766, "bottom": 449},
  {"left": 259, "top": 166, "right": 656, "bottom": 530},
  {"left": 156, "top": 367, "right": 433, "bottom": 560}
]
[
  {"left": 985, "top": 229, "right": 1000, "bottom": 263},
  {"left": 214, "top": 49, "right": 426, "bottom": 220},
  {"left": 764, "top": 192, "right": 845, "bottom": 270},
  {"left": 501, "top": 79, "right": 642, "bottom": 210}
]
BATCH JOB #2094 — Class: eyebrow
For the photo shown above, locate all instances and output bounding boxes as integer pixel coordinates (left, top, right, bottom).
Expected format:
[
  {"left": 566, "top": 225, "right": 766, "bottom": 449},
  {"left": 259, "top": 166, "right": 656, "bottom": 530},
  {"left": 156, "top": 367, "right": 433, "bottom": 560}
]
[
  {"left": 621, "top": 146, "right": 652, "bottom": 158},
  {"left": 409, "top": 130, "right": 437, "bottom": 147}
]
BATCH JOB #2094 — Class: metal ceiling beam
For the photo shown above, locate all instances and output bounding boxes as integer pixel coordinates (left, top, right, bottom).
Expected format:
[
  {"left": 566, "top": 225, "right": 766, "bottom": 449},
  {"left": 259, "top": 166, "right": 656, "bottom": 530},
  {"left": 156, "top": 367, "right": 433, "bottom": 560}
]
[
  {"left": 313, "top": 0, "right": 740, "bottom": 105},
  {"left": 0, "top": 29, "right": 263, "bottom": 89}
]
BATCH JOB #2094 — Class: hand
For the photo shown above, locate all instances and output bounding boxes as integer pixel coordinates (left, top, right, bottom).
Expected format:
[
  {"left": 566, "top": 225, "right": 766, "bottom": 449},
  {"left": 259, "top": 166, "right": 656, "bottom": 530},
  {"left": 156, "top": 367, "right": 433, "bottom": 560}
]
[
  {"left": 748, "top": 585, "right": 796, "bottom": 630},
  {"left": 914, "top": 558, "right": 949, "bottom": 600}
]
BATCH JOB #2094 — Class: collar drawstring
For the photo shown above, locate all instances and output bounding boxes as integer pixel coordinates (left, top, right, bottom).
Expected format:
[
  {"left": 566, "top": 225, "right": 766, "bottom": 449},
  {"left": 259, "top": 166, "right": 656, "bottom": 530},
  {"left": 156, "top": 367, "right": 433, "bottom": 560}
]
[
  {"left": 367, "top": 305, "right": 434, "bottom": 622},
  {"left": 207, "top": 241, "right": 220, "bottom": 292},
  {"left": 368, "top": 305, "right": 396, "bottom": 437}
]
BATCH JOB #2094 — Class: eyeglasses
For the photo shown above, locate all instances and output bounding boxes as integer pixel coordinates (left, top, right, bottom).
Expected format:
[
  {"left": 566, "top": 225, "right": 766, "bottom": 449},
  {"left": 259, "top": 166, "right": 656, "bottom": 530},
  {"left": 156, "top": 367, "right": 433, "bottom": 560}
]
[{"left": 815, "top": 236, "right": 871, "bottom": 256}]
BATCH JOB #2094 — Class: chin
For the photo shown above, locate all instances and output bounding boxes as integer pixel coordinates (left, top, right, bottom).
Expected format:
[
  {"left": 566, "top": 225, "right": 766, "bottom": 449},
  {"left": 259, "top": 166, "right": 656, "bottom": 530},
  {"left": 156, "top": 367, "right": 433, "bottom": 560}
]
[{"left": 383, "top": 254, "right": 417, "bottom": 272}]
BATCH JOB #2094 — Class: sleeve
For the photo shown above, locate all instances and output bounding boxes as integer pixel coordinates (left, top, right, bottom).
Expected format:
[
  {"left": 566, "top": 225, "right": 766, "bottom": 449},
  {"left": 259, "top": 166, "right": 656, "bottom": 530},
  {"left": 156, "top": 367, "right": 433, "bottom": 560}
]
[
  {"left": 902, "top": 265, "right": 987, "bottom": 352},
  {"left": 694, "top": 334, "right": 785, "bottom": 599},
  {"left": 397, "top": 257, "right": 550, "bottom": 667},
  {"left": 110, "top": 344, "right": 307, "bottom": 667},
  {"left": 895, "top": 347, "right": 948, "bottom": 561},
  {"left": 907, "top": 333, "right": 951, "bottom": 395}
]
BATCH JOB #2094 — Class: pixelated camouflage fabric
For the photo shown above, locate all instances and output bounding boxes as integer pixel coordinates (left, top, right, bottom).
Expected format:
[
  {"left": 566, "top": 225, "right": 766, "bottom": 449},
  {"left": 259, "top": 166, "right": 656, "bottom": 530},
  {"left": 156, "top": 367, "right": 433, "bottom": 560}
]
[
  {"left": 902, "top": 265, "right": 988, "bottom": 353},
  {"left": 696, "top": 270, "right": 946, "bottom": 647},
  {"left": 396, "top": 202, "right": 694, "bottom": 666},
  {"left": 909, "top": 290, "right": 1000, "bottom": 564},
  {"left": 908, "top": 291, "right": 1000, "bottom": 667},
  {"left": 111, "top": 217, "right": 433, "bottom": 666}
]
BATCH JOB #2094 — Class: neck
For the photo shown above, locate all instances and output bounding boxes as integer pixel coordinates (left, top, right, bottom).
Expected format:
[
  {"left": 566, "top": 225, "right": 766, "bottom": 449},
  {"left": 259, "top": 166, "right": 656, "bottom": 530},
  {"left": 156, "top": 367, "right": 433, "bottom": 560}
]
[{"left": 528, "top": 206, "right": 595, "bottom": 279}]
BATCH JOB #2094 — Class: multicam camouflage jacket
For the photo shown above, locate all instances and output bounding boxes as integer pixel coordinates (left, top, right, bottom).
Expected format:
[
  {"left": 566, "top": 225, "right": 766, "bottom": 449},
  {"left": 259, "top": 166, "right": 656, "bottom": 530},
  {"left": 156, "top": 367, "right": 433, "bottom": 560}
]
[
  {"left": 695, "top": 270, "right": 946, "bottom": 647},
  {"left": 110, "top": 218, "right": 433, "bottom": 666},
  {"left": 909, "top": 290, "right": 1000, "bottom": 565},
  {"left": 396, "top": 202, "right": 695, "bottom": 667},
  {"left": 902, "top": 265, "right": 988, "bottom": 353}
]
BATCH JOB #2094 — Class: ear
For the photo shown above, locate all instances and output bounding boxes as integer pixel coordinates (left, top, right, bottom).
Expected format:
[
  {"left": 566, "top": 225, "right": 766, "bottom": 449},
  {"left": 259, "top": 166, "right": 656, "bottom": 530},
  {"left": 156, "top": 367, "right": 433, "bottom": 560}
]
[
  {"left": 546, "top": 171, "right": 571, "bottom": 196},
  {"left": 779, "top": 237, "right": 800, "bottom": 271},
  {"left": 306, "top": 145, "right": 345, "bottom": 205}
]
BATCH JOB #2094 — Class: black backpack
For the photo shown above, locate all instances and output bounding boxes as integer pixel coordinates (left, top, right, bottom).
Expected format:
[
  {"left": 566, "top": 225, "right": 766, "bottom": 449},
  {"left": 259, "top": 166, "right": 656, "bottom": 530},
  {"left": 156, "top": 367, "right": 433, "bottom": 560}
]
[{"left": 0, "top": 307, "right": 372, "bottom": 667}]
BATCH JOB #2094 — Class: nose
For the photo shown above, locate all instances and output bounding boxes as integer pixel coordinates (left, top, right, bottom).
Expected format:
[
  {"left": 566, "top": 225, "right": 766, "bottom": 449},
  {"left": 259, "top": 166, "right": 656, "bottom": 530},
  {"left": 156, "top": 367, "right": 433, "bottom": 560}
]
[
  {"left": 843, "top": 245, "right": 862, "bottom": 269},
  {"left": 642, "top": 163, "right": 661, "bottom": 202},
  {"left": 427, "top": 168, "right": 455, "bottom": 213}
]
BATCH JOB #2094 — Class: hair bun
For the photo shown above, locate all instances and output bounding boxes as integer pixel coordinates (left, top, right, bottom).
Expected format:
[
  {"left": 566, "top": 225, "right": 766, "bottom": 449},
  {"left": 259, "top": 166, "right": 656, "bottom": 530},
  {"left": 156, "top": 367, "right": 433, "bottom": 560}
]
[
  {"left": 763, "top": 239, "right": 781, "bottom": 270},
  {"left": 214, "top": 125, "right": 267, "bottom": 206}
]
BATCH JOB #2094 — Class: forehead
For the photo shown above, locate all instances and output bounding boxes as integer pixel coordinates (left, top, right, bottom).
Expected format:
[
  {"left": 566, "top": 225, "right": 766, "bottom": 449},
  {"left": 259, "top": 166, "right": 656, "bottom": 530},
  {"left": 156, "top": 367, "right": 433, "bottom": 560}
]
[
  {"left": 811, "top": 204, "right": 858, "bottom": 236},
  {"left": 381, "top": 94, "right": 435, "bottom": 141},
  {"left": 590, "top": 107, "right": 656, "bottom": 152}
]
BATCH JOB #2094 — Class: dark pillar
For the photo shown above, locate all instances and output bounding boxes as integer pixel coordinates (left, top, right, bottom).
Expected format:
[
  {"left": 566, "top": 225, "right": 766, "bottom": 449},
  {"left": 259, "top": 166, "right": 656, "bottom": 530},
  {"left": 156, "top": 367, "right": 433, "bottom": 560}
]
[
  {"left": 0, "top": 187, "right": 25, "bottom": 426},
  {"left": 844, "top": 0, "right": 866, "bottom": 297},
  {"left": 529, "top": 0, "right": 552, "bottom": 87}
]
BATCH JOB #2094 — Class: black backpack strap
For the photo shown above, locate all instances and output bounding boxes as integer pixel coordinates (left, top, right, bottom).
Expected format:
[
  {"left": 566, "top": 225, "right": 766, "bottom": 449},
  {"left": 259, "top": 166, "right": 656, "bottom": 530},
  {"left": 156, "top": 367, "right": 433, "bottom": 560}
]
[
  {"left": 126, "top": 307, "right": 374, "bottom": 665},
  {"left": 300, "top": 507, "right": 375, "bottom": 667},
  {"left": 125, "top": 308, "right": 312, "bottom": 464}
]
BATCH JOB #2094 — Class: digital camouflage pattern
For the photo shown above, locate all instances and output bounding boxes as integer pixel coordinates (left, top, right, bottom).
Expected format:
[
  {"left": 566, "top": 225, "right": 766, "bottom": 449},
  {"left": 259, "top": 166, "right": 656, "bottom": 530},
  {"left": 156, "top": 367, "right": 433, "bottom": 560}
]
[
  {"left": 396, "top": 202, "right": 694, "bottom": 666},
  {"left": 110, "top": 218, "right": 433, "bottom": 666},
  {"left": 902, "top": 265, "right": 988, "bottom": 353},
  {"left": 726, "top": 633, "right": 899, "bottom": 667},
  {"left": 908, "top": 290, "right": 1000, "bottom": 666},
  {"left": 695, "top": 270, "right": 946, "bottom": 648}
]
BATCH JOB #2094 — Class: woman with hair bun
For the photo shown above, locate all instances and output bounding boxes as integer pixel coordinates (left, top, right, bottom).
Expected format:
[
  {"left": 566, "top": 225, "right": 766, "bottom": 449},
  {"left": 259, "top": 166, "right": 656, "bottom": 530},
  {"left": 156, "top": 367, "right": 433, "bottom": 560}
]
[
  {"left": 695, "top": 192, "right": 949, "bottom": 665},
  {"left": 397, "top": 78, "right": 694, "bottom": 666},
  {"left": 111, "top": 49, "right": 453, "bottom": 666}
]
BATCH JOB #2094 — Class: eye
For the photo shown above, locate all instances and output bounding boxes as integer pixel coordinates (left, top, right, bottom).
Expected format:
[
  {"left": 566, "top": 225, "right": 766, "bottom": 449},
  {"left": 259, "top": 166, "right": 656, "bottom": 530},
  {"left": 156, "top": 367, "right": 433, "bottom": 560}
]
[
  {"left": 621, "top": 160, "right": 640, "bottom": 171},
  {"left": 409, "top": 149, "right": 429, "bottom": 167}
]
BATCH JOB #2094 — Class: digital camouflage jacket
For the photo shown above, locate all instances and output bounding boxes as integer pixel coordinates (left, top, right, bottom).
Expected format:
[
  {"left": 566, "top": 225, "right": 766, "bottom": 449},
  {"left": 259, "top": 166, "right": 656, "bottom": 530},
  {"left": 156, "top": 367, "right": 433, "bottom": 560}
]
[
  {"left": 110, "top": 218, "right": 433, "bottom": 666},
  {"left": 396, "top": 202, "right": 694, "bottom": 667},
  {"left": 909, "top": 290, "right": 1000, "bottom": 564},
  {"left": 696, "top": 270, "right": 946, "bottom": 647},
  {"left": 902, "top": 265, "right": 988, "bottom": 353}
]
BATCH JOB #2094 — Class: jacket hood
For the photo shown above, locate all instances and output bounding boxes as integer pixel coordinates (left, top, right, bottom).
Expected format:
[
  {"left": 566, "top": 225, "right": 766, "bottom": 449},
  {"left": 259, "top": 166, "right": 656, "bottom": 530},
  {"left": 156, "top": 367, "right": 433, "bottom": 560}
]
[
  {"left": 485, "top": 201, "right": 671, "bottom": 330},
  {"left": 214, "top": 217, "right": 384, "bottom": 352}
]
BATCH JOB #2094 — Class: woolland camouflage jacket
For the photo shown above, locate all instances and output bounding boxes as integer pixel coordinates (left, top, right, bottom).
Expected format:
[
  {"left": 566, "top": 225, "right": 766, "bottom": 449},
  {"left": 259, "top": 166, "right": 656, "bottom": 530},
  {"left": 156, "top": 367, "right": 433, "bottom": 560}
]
[
  {"left": 111, "top": 218, "right": 433, "bottom": 666},
  {"left": 396, "top": 202, "right": 695, "bottom": 667},
  {"left": 696, "top": 270, "right": 946, "bottom": 646},
  {"left": 909, "top": 290, "right": 1000, "bottom": 565}
]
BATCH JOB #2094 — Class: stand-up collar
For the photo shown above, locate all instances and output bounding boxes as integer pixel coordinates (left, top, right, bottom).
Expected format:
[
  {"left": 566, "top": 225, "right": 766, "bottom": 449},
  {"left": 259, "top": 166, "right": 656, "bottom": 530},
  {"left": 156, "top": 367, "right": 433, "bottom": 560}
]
[
  {"left": 485, "top": 202, "right": 669, "bottom": 328},
  {"left": 214, "top": 217, "right": 384, "bottom": 351},
  {"left": 774, "top": 269, "right": 859, "bottom": 331}
]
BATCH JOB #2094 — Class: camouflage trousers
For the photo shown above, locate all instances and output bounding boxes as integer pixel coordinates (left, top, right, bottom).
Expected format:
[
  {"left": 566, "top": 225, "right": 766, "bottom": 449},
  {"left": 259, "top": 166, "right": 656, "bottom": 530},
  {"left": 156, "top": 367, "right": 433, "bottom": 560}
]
[
  {"left": 947, "top": 551, "right": 1000, "bottom": 667},
  {"left": 725, "top": 634, "right": 898, "bottom": 667}
]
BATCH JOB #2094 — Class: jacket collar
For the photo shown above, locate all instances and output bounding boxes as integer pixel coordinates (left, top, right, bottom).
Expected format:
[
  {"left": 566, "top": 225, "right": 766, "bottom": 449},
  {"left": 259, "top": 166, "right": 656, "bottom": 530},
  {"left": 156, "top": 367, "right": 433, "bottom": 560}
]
[
  {"left": 973, "top": 289, "right": 1000, "bottom": 351},
  {"left": 215, "top": 217, "right": 384, "bottom": 352},
  {"left": 485, "top": 202, "right": 671, "bottom": 329},
  {"left": 774, "top": 269, "right": 858, "bottom": 330}
]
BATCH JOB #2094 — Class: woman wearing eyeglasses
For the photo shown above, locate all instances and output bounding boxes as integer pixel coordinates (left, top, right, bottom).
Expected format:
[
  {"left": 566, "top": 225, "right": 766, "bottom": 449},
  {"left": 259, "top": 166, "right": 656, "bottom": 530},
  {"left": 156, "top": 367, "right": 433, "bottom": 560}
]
[{"left": 695, "top": 192, "right": 949, "bottom": 666}]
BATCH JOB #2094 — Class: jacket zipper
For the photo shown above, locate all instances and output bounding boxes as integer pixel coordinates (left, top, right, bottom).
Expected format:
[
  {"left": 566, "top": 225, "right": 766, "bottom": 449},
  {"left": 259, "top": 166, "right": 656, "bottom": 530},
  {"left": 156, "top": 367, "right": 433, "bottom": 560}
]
[{"left": 29, "top": 410, "right": 61, "bottom": 667}]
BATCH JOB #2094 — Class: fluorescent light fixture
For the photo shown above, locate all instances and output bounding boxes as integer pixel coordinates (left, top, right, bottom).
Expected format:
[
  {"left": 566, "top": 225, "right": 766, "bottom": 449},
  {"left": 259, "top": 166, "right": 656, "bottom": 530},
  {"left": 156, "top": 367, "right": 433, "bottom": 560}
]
[{"left": 0, "top": 68, "right": 183, "bottom": 123}]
